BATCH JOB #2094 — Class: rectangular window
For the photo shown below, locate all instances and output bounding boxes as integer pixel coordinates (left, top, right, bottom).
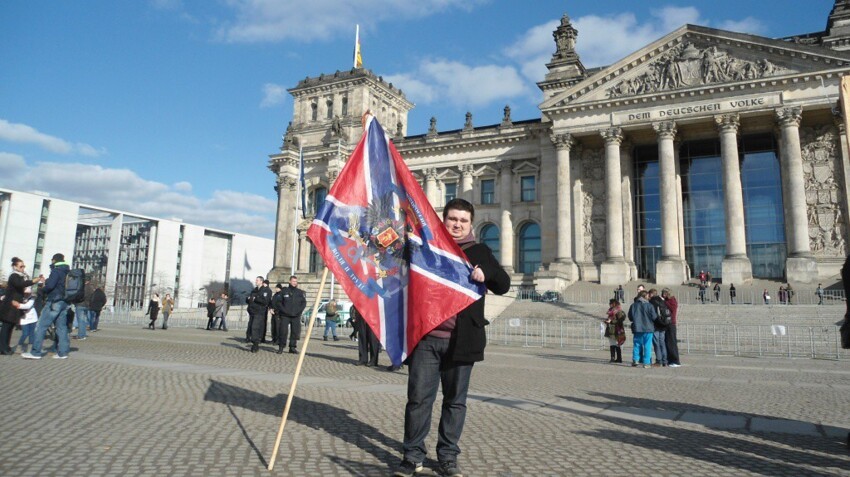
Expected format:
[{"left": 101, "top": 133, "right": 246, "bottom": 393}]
[
  {"left": 480, "top": 179, "right": 495, "bottom": 204},
  {"left": 444, "top": 182, "right": 457, "bottom": 203},
  {"left": 521, "top": 176, "right": 536, "bottom": 202}
]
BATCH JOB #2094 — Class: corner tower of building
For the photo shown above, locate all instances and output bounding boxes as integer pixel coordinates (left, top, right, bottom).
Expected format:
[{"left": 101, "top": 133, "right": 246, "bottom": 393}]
[{"left": 267, "top": 68, "right": 413, "bottom": 283}]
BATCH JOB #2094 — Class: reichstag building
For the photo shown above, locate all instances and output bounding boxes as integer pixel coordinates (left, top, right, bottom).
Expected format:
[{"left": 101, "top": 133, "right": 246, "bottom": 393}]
[{"left": 268, "top": 2, "right": 850, "bottom": 290}]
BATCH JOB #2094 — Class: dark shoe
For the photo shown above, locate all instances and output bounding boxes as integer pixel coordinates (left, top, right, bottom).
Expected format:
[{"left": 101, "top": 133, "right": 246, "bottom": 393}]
[
  {"left": 323, "top": 336, "right": 328, "bottom": 341},
  {"left": 333, "top": 336, "right": 340, "bottom": 341},
  {"left": 289, "top": 348, "right": 297, "bottom": 354},
  {"left": 276, "top": 349, "right": 284, "bottom": 355},
  {"left": 651, "top": 363, "right": 661, "bottom": 368},
  {"left": 437, "top": 461, "right": 463, "bottom": 477},
  {"left": 387, "top": 365, "right": 401, "bottom": 372},
  {"left": 222, "top": 328, "right": 228, "bottom": 332},
  {"left": 251, "top": 344, "right": 259, "bottom": 353},
  {"left": 631, "top": 362, "right": 638, "bottom": 367},
  {"left": 392, "top": 459, "right": 423, "bottom": 477}
]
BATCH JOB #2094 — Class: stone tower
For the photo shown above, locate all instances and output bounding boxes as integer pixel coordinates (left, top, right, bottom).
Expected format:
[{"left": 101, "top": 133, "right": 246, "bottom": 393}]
[
  {"left": 537, "top": 14, "right": 587, "bottom": 101},
  {"left": 267, "top": 68, "right": 414, "bottom": 283}
]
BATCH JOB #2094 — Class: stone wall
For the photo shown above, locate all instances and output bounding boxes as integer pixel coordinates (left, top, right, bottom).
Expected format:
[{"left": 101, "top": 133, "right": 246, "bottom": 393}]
[
  {"left": 580, "top": 147, "right": 607, "bottom": 263},
  {"left": 801, "top": 125, "right": 848, "bottom": 259}
]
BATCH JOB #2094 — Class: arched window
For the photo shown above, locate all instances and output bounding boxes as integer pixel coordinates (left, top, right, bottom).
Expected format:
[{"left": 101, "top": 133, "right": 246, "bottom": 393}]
[
  {"left": 326, "top": 99, "right": 334, "bottom": 119},
  {"left": 312, "top": 187, "right": 327, "bottom": 216},
  {"left": 341, "top": 96, "right": 349, "bottom": 116},
  {"left": 480, "top": 224, "right": 499, "bottom": 258},
  {"left": 311, "top": 102, "right": 318, "bottom": 121},
  {"left": 518, "top": 222, "right": 541, "bottom": 274}
]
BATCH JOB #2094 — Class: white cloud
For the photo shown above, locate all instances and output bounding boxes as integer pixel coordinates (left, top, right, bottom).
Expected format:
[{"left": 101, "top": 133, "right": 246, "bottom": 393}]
[
  {"left": 215, "top": 0, "right": 486, "bottom": 43},
  {"left": 387, "top": 60, "right": 527, "bottom": 108},
  {"left": 718, "top": 17, "right": 767, "bottom": 35},
  {"left": 0, "top": 119, "right": 105, "bottom": 157},
  {"left": 0, "top": 152, "right": 26, "bottom": 177},
  {"left": 505, "top": 7, "right": 766, "bottom": 72},
  {"left": 260, "top": 83, "right": 287, "bottom": 108},
  {"left": 0, "top": 156, "right": 275, "bottom": 237}
]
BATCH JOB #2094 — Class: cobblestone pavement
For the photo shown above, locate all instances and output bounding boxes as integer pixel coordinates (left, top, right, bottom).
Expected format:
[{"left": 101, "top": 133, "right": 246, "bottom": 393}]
[{"left": 2, "top": 323, "right": 849, "bottom": 476}]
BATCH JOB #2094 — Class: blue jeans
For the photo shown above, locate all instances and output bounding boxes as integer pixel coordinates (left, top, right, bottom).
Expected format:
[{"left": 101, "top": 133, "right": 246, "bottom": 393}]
[
  {"left": 653, "top": 330, "right": 668, "bottom": 365},
  {"left": 632, "top": 332, "right": 653, "bottom": 365},
  {"left": 17, "top": 322, "right": 36, "bottom": 347},
  {"left": 403, "top": 336, "right": 473, "bottom": 464},
  {"left": 323, "top": 317, "right": 338, "bottom": 338},
  {"left": 76, "top": 306, "right": 89, "bottom": 338},
  {"left": 32, "top": 300, "right": 70, "bottom": 357}
]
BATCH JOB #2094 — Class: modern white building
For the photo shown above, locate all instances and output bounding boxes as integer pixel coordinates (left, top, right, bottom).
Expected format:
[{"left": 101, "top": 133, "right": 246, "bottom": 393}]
[{"left": 0, "top": 188, "right": 274, "bottom": 308}]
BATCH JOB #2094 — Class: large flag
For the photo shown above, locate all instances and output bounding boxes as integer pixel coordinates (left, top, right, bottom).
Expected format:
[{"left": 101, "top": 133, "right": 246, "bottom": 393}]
[{"left": 307, "top": 116, "right": 484, "bottom": 366}]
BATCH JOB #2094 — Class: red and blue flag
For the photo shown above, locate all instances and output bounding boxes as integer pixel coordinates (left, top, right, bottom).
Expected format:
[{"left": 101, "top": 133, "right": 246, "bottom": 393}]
[{"left": 307, "top": 116, "right": 484, "bottom": 366}]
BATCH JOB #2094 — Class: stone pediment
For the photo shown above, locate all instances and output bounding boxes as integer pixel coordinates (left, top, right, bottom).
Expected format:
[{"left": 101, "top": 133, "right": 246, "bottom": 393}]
[{"left": 541, "top": 24, "right": 850, "bottom": 111}]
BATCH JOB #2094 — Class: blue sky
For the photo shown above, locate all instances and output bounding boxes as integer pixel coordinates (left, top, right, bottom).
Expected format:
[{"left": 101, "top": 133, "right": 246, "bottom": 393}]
[{"left": 0, "top": 1, "right": 834, "bottom": 238}]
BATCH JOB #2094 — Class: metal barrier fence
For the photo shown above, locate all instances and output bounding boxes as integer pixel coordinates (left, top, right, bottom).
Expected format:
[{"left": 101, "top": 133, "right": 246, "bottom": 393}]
[
  {"left": 100, "top": 305, "right": 251, "bottom": 331},
  {"left": 517, "top": 287, "right": 846, "bottom": 307},
  {"left": 487, "top": 318, "right": 850, "bottom": 360}
]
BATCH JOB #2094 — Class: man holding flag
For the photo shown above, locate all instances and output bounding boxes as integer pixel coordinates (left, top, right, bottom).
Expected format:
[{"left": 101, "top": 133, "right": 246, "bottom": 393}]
[
  {"left": 306, "top": 113, "right": 509, "bottom": 477},
  {"left": 394, "top": 198, "right": 509, "bottom": 477}
]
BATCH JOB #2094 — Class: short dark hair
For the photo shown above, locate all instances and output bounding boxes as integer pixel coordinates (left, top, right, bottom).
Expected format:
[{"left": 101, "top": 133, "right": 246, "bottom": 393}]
[
  {"left": 289, "top": 275, "right": 298, "bottom": 280},
  {"left": 256, "top": 276, "right": 264, "bottom": 281},
  {"left": 443, "top": 198, "right": 475, "bottom": 221},
  {"left": 11, "top": 257, "right": 22, "bottom": 267}
]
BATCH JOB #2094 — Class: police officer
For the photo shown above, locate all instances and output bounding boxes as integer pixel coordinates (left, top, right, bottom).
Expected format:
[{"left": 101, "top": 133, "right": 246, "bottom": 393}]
[
  {"left": 278, "top": 275, "right": 307, "bottom": 354},
  {"left": 246, "top": 276, "right": 272, "bottom": 353}
]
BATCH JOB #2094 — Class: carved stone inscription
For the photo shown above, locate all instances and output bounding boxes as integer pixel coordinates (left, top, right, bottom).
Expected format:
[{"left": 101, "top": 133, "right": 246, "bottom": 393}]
[
  {"left": 581, "top": 148, "right": 607, "bottom": 263},
  {"left": 608, "top": 42, "right": 790, "bottom": 98},
  {"left": 801, "top": 125, "right": 848, "bottom": 257}
]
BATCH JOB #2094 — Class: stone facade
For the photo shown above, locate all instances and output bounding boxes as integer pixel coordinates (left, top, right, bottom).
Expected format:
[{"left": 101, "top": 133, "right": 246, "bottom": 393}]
[{"left": 269, "top": 3, "right": 850, "bottom": 290}]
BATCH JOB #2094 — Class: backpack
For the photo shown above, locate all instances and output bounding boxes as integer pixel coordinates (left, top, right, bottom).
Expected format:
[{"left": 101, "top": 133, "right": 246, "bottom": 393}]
[
  {"left": 325, "top": 300, "right": 338, "bottom": 316},
  {"left": 654, "top": 299, "right": 672, "bottom": 327},
  {"left": 64, "top": 269, "right": 86, "bottom": 304}
]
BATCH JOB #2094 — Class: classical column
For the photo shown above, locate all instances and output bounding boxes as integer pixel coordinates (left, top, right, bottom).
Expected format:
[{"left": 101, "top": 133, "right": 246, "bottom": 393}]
[
  {"left": 424, "top": 168, "right": 438, "bottom": 207},
  {"left": 460, "top": 164, "right": 474, "bottom": 202},
  {"left": 715, "top": 114, "right": 753, "bottom": 284},
  {"left": 620, "top": 141, "right": 638, "bottom": 280},
  {"left": 776, "top": 106, "right": 818, "bottom": 282},
  {"left": 599, "top": 127, "right": 629, "bottom": 285},
  {"left": 270, "top": 174, "right": 298, "bottom": 283},
  {"left": 545, "top": 133, "right": 579, "bottom": 280},
  {"left": 653, "top": 121, "right": 687, "bottom": 285},
  {"left": 499, "top": 160, "right": 514, "bottom": 273},
  {"left": 834, "top": 112, "right": 850, "bottom": 237}
]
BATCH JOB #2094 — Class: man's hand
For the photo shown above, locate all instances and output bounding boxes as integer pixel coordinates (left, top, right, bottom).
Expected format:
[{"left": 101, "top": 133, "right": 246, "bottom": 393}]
[{"left": 470, "top": 265, "right": 485, "bottom": 283}]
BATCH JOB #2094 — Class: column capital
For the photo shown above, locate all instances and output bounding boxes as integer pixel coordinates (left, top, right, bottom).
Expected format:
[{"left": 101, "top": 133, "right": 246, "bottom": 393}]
[
  {"left": 714, "top": 113, "right": 740, "bottom": 133},
  {"left": 423, "top": 167, "right": 438, "bottom": 180},
  {"left": 775, "top": 106, "right": 803, "bottom": 127},
  {"left": 652, "top": 121, "right": 677, "bottom": 140},
  {"left": 500, "top": 160, "right": 513, "bottom": 173},
  {"left": 277, "top": 175, "right": 298, "bottom": 191},
  {"left": 600, "top": 127, "right": 623, "bottom": 145},
  {"left": 550, "top": 133, "right": 575, "bottom": 151},
  {"left": 459, "top": 163, "right": 475, "bottom": 176}
]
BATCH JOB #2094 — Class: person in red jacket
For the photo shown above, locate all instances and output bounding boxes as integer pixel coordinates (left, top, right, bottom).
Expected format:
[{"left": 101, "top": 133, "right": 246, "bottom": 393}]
[{"left": 662, "top": 288, "right": 681, "bottom": 367}]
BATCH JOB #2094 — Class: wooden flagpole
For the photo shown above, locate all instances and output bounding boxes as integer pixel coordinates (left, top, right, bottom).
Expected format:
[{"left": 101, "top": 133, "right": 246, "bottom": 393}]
[{"left": 267, "top": 266, "right": 330, "bottom": 471}]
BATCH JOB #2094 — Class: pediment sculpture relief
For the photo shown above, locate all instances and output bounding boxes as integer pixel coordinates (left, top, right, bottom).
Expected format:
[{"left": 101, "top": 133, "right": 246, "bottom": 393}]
[{"left": 607, "top": 42, "right": 790, "bottom": 98}]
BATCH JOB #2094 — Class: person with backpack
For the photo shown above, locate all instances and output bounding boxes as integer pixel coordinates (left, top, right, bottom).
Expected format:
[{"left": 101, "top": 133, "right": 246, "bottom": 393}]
[
  {"left": 647, "top": 288, "right": 670, "bottom": 367},
  {"left": 23, "top": 253, "right": 72, "bottom": 360},
  {"left": 89, "top": 286, "right": 107, "bottom": 332},
  {"left": 73, "top": 280, "right": 95, "bottom": 340},
  {"left": 323, "top": 298, "right": 340, "bottom": 341}
]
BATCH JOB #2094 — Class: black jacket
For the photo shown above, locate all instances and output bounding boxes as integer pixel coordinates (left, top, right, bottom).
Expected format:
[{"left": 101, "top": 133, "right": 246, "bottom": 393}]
[
  {"left": 445, "top": 242, "right": 510, "bottom": 363},
  {"left": 1, "top": 272, "right": 34, "bottom": 324},
  {"left": 280, "top": 285, "right": 307, "bottom": 317},
  {"left": 271, "top": 291, "right": 284, "bottom": 315},
  {"left": 90, "top": 288, "right": 107, "bottom": 312},
  {"left": 247, "top": 285, "right": 272, "bottom": 314}
]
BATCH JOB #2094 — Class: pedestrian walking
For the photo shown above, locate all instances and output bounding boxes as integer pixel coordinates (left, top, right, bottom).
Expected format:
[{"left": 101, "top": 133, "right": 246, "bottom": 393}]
[
  {"left": 713, "top": 282, "right": 720, "bottom": 302},
  {"left": 89, "top": 286, "right": 107, "bottom": 332},
  {"left": 146, "top": 293, "right": 160, "bottom": 330},
  {"left": 214, "top": 292, "right": 229, "bottom": 331},
  {"left": 161, "top": 293, "right": 174, "bottom": 329},
  {"left": 323, "top": 298, "right": 340, "bottom": 341},
  {"left": 206, "top": 297, "right": 216, "bottom": 330},
  {"left": 816, "top": 284, "right": 824, "bottom": 305},
  {"left": 729, "top": 284, "right": 736, "bottom": 305},
  {"left": 763, "top": 289, "right": 770, "bottom": 305}
]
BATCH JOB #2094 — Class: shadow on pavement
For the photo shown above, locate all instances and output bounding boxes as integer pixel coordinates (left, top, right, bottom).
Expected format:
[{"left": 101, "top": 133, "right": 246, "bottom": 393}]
[
  {"left": 203, "top": 380, "right": 400, "bottom": 470},
  {"left": 552, "top": 392, "right": 849, "bottom": 476}
]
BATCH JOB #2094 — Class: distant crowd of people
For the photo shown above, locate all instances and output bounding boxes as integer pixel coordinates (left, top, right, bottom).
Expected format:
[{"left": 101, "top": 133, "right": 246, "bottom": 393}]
[{"left": 1, "top": 254, "right": 107, "bottom": 359}]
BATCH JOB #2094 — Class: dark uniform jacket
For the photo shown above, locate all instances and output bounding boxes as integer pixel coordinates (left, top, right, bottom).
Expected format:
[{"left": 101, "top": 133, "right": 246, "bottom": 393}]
[
  {"left": 247, "top": 285, "right": 272, "bottom": 314},
  {"left": 280, "top": 285, "right": 307, "bottom": 317},
  {"left": 445, "top": 242, "right": 510, "bottom": 363}
]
